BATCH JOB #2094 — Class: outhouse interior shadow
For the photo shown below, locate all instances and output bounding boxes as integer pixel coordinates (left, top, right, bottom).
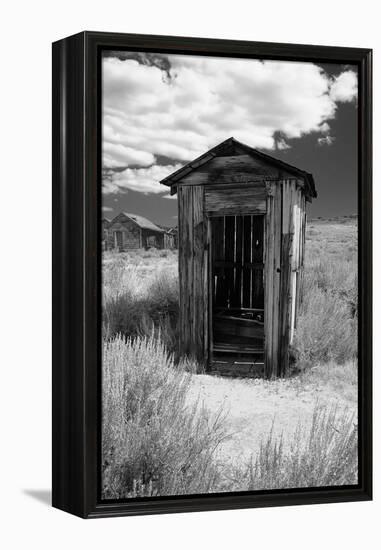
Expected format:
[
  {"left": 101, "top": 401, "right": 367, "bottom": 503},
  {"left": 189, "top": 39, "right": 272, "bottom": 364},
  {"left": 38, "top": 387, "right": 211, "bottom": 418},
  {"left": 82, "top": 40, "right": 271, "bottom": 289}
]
[{"left": 211, "top": 214, "right": 264, "bottom": 360}]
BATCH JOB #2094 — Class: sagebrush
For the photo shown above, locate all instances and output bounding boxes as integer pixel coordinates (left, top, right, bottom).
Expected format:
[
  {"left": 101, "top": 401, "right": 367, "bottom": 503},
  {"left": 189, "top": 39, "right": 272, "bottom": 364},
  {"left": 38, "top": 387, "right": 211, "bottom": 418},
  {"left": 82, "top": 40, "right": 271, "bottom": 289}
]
[
  {"left": 103, "top": 253, "right": 179, "bottom": 354},
  {"left": 102, "top": 334, "right": 227, "bottom": 499}
]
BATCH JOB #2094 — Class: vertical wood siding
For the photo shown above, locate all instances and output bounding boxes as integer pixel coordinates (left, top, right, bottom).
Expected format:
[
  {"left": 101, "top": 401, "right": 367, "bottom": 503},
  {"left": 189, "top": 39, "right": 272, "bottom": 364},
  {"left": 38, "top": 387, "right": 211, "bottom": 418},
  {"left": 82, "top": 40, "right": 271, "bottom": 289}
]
[
  {"left": 178, "top": 185, "right": 207, "bottom": 364},
  {"left": 265, "top": 179, "right": 304, "bottom": 378},
  {"left": 278, "top": 180, "right": 295, "bottom": 376},
  {"left": 178, "top": 176, "right": 307, "bottom": 378},
  {"left": 108, "top": 219, "right": 141, "bottom": 250},
  {"left": 264, "top": 182, "right": 282, "bottom": 378}
]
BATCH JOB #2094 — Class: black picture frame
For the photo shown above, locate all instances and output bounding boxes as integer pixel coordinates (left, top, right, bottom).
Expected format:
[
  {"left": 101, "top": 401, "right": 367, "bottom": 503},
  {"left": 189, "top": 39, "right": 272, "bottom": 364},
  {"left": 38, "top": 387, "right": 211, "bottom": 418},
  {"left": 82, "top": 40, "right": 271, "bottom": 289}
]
[{"left": 52, "top": 31, "right": 372, "bottom": 519}]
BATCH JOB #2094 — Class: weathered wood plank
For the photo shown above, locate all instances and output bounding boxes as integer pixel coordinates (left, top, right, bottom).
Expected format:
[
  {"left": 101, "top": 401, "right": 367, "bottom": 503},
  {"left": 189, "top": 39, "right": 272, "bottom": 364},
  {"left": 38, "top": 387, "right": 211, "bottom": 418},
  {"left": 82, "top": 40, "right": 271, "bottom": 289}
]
[
  {"left": 212, "top": 217, "right": 225, "bottom": 307},
  {"left": 242, "top": 216, "right": 252, "bottom": 308},
  {"left": 232, "top": 215, "right": 243, "bottom": 308},
  {"left": 186, "top": 187, "right": 194, "bottom": 357},
  {"left": 206, "top": 206, "right": 266, "bottom": 217},
  {"left": 278, "top": 179, "right": 297, "bottom": 376},
  {"left": 205, "top": 185, "right": 266, "bottom": 215},
  {"left": 271, "top": 183, "right": 282, "bottom": 376},
  {"left": 289, "top": 190, "right": 299, "bottom": 343},
  {"left": 214, "top": 260, "right": 263, "bottom": 269},
  {"left": 178, "top": 186, "right": 188, "bottom": 356},
  {"left": 293, "top": 189, "right": 303, "bottom": 335},
  {"left": 224, "top": 216, "right": 235, "bottom": 307},
  {"left": 204, "top": 180, "right": 277, "bottom": 190},
  {"left": 178, "top": 185, "right": 207, "bottom": 362},
  {"left": 192, "top": 186, "right": 205, "bottom": 362},
  {"left": 264, "top": 183, "right": 275, "bottom": 377},
  {"left": 299, "top": 196, "right": 307, "bottom": 309},
  {"left": 179, "top": 154, "right": 295, "bottom": 186},
  {"left": 214, "top": 316, "right": 264, "bottom": 340},
  {"left": 251, "top": 215, "right": 265, "bottom": 309},
  {"left": 206, "top": 218, "right": 212, "bottom": 370}
]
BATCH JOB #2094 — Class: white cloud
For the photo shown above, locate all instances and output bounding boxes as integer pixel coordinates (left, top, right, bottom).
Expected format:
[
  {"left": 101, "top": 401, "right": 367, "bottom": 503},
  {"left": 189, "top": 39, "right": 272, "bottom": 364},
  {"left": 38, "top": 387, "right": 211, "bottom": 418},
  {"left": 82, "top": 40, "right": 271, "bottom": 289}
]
[
  {"left": 276, "top": 138, "right": 291, "bottom": 150},
  {"left": 329, "top": 71, "right": 358, "bottom": 103},
  {"left": 102, "top": 206, "right": 113, "bottom": 212},
  {"left": 103, "top": 163, "right": 182, "bottom": 195},
  {"left": 317, "top": 135, "right": 335, "bottom": 146},
  {"left": 102, "top": 55, "right": 357, "bottom": 194},
  {"left": 319, "top": 122, "right": 331, "bottom": 134},
  {"left": 161, "top": 193, "right": 177, "bottom": 200},
  {"left": 103, "top": 142, "right": 154, "bottom": 168}
]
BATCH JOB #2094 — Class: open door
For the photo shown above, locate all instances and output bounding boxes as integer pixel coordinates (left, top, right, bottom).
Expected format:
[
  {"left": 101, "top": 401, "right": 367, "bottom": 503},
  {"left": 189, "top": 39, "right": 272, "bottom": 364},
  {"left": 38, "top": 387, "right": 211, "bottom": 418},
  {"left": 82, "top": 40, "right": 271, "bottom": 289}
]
[{"left": 210, "top": 214, "right": 265, "bottom": 371}]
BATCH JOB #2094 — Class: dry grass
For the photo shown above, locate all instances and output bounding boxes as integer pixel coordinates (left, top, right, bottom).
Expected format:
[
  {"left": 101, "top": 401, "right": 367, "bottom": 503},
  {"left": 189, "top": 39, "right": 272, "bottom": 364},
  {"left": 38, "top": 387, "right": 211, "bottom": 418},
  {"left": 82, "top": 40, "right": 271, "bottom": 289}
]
[
  {"left": 295, "top": 361, "right": 357, "bottom": 403},
  {"left": 292, "top": 219, "right": 357, "bottom": 369},
  {"left": 233, "top": 404, "right": 358, "bottom": 491},
  {"left": 102, "top": 250, "right": 179, "bottom": 353},
  {"left": 102, "top": 334, "right": 227, "bottom": 499}
]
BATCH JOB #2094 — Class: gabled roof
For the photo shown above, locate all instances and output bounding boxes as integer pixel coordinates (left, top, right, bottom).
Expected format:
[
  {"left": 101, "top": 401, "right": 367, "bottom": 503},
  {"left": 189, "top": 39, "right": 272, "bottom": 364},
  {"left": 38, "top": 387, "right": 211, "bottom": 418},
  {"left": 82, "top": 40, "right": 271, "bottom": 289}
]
[
  {"left": 160, "top": 137, "right": 317, "bottom": 198},
  {"left": 119, "top": 212, "right": 165, "bottom": 233},
  {"left": 158, "top": 224, "right": 177, "bottom": 233}
]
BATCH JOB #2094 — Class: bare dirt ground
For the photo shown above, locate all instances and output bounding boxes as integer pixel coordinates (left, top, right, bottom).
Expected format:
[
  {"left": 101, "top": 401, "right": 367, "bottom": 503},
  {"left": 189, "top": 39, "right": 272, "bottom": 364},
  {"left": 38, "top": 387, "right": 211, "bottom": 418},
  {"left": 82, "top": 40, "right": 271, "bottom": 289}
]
[{"left": 187, "top": 364, "right": 357, "bottom": 468}]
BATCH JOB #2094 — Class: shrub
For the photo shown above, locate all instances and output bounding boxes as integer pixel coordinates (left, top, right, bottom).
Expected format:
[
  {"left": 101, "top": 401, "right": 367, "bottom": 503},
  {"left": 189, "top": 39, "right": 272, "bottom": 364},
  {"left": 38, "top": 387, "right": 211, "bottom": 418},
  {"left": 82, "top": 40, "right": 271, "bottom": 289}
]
[
  {"left": 102, "top": 266, "right": 179, "bottom": 354},
  {"left": 293, "top": 282, "right": 357, "bottom": 368},
  {"left": 293, "top": 240, "right": 357, "bottom": 369},
  {"left": 234, "top": 404, "right": 357, "bottom": 491},
  {"left": 141, "top": 247, "right": 160, "bottom": 259},
  {"left": 102, "top": 335, "right": 227, "bottom": 499}
]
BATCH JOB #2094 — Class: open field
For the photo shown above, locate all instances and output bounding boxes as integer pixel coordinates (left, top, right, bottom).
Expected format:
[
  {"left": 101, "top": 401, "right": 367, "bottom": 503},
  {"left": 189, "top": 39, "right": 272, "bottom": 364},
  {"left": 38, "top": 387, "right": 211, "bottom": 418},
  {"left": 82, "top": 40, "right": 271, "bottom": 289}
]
[{"left": 102, "top": 217, "right": 358, "bottom": 497}]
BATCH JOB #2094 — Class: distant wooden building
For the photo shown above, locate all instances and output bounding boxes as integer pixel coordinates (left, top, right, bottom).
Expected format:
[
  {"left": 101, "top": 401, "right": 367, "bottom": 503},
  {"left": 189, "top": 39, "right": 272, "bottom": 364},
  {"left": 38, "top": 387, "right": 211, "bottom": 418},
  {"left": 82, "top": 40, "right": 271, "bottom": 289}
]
[
  {"left": 159, "top": 226, "right": 178, "bottom": 249},
  {"left": 102, "top": 218, "right": 110, "bottom": 250},
  {"left": 161, "top": 137, "right": 316, "bottom": 378},
  {"left": 107, "top": 212, "right": 168, "bottom": 250},
  {"left": 167, "top": 227, "right": 178, "bottom": 249}
]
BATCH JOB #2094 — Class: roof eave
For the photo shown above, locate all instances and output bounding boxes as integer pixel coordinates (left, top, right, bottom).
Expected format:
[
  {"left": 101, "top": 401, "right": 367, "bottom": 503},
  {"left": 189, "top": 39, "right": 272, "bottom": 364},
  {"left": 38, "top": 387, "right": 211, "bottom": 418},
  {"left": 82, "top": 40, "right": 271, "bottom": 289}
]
[{"left": 160, "top": 137, "right": 317, "bottom": 199}]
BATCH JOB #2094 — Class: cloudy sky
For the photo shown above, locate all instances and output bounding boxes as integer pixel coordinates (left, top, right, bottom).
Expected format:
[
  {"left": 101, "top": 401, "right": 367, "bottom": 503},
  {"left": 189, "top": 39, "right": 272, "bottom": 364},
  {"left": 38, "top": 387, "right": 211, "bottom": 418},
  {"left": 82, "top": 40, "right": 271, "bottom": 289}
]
[{"left": 102, "top": 51, "right": 358, "bottom": 226}]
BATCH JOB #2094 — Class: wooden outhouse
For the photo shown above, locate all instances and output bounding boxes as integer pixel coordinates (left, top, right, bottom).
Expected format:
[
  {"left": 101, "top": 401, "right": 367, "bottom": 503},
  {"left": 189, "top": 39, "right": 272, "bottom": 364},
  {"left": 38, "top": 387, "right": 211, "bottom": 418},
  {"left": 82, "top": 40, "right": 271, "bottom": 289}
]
[{"left": 160, "top": 138, "right": 316, "bottom": 378}]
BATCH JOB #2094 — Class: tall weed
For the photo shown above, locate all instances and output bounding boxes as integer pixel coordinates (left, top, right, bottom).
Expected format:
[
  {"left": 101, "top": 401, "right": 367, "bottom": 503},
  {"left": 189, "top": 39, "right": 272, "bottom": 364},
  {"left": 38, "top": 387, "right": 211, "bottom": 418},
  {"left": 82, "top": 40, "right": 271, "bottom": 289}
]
[
  {"left": 293, "top": 223, "right": 358, "bottom": 369},
  {"left": 103, "top": 266, "right": 179, "bottom": 354},
  {"left": 102, "top": 335, "right": 227, "bottom": 499},
  {"left": 234, "top": 404, "right": 357, "bottom": 491}
]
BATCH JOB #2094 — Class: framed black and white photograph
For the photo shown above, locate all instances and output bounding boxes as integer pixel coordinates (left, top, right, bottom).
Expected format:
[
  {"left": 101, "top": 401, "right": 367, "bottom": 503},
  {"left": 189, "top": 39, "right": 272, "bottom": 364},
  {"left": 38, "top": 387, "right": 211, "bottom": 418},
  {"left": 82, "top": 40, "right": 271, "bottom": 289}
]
[{"left": 52, "top": 31, "right": 372, "bottom": 518}]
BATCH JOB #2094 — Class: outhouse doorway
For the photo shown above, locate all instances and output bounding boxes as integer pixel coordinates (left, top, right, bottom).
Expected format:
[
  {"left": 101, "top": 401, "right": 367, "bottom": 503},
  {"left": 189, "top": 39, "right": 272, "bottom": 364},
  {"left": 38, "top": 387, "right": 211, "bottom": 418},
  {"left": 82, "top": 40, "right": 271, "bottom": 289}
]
[{"left": 211, "top": 214, "right": 265, "bottom": 366}]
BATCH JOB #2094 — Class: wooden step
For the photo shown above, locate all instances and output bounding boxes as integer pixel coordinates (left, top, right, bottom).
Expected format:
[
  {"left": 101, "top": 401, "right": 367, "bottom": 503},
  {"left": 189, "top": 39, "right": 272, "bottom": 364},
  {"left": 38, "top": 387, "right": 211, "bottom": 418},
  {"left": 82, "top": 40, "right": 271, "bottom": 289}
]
[
  {"left": 213, "top": 342, "right": 264, "bottom": 354},
  {"left": 211, "top": 360, "right": 265, "bottom": 378}
]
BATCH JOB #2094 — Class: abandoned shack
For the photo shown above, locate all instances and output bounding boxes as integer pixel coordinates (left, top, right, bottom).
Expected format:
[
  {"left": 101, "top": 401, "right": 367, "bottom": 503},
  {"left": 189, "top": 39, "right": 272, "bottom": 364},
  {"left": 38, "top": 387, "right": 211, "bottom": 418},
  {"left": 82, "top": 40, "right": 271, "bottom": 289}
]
[
  {"left": 160, "top": 137, "right": 316, "bottom": 378},
  {"left": 159, "top": 226, "right": 178, "bottom": 249},
  {"left": 107, "top": 212, "right": 166, "bottom": 251},
  {"left": 167, "top": 227, "right": 178, "bottom": 249},
  {"left": 102, "top": 218, "right": 110, "bottom": 250}
]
